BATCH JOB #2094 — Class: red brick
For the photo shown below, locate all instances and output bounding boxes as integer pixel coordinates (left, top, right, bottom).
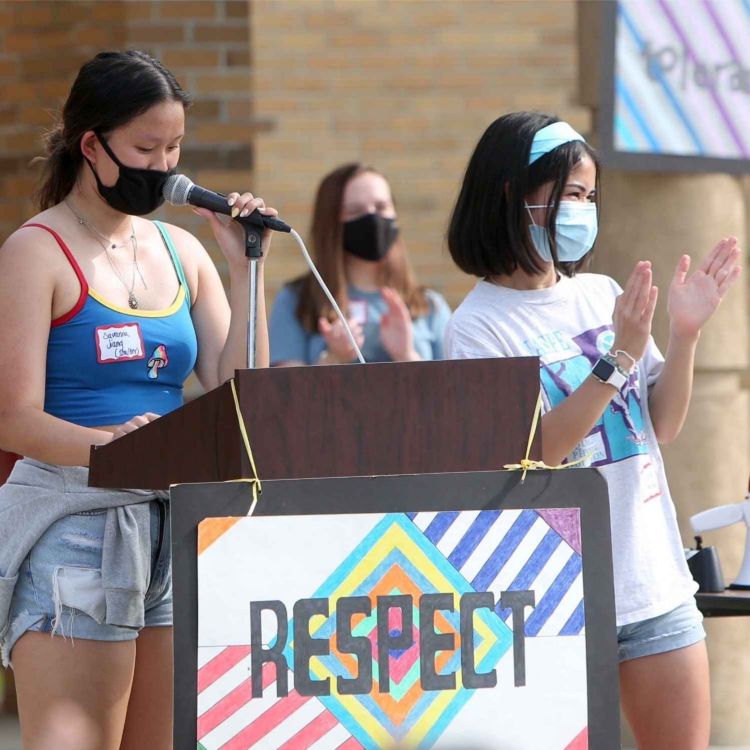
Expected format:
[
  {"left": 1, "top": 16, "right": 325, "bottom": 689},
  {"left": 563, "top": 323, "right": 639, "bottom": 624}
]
[
  {"left": 5, "top": 29, "right": 74, "bottom": 53},
  {"left": 161, "top": 48, "right": 221, "bottom": 69},
  {"left": 128, "top": 24, "right": 187, "bottom": 43},
  {"left": 223, "top": 1, "right": 248, "bottom": 20},
  {"left": 10, "top": 2, "right": 56, "bottom": 27},
  {"left": 159, "top": 1, "right": 218, "bottom": 20},
  {"left": 226, "top": 48, "right": 250, "bottom": 67}
]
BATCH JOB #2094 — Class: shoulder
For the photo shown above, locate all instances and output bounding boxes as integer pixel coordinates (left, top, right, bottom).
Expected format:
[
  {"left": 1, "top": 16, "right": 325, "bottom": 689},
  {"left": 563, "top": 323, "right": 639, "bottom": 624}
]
[
  {"left": 446, "top": 285, "right": 498, "bottom": 339},
  {"left": 148, "top": 220, "right": 206, "bottom": 267},
  {"left": 422, "top": 288, "right": 451, "bottom": 316},
  {"left": 0, "top": 217, "right": 72, "bottom": 280}
]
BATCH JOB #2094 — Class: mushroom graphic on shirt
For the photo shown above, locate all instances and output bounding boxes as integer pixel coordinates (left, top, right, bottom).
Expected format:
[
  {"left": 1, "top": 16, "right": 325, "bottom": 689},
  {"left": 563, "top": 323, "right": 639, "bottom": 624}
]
[{"left": 147, "top": 344, "right": 169, "bottom": 380}]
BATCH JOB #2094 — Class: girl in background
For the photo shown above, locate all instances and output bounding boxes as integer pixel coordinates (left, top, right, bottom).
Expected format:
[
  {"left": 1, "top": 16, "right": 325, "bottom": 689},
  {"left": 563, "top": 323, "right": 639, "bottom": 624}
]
[{"left": 269, "top": 163, "right": 450, "bottom": 366}]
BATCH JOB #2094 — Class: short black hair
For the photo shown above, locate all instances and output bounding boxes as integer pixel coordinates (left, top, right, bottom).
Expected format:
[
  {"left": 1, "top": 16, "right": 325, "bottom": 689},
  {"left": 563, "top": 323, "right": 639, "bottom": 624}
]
[{"left": 448, "top": 111, "right": 601, "bottom": 279}]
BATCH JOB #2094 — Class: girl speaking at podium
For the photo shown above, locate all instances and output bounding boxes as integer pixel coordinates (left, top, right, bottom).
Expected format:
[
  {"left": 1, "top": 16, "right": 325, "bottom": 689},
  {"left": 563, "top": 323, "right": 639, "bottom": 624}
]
[
  {"left": 0, "top": 50, "right": 277, "bottom": 749},
  {"left": 446, "top": 112, "right": 741, "bottom": 750}
]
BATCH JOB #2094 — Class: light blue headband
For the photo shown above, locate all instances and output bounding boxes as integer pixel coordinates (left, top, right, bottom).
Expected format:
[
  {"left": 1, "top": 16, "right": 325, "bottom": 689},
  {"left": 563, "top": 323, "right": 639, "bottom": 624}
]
[{"left": 528, "top": 122, "right": 585, "bottom": 165}]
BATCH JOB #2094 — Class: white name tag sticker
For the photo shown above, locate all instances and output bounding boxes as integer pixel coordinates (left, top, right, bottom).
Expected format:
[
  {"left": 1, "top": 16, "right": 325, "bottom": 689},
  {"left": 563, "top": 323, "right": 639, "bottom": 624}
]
[{"left": 95, "top": 323, "right": 145, "bottom": 363}]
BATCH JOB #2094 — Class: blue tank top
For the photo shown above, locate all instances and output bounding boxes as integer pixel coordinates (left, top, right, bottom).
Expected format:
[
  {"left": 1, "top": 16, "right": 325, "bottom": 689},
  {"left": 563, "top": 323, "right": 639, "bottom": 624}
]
[{"left": 30, "top": 222, "right": 198, "bottom": 427}]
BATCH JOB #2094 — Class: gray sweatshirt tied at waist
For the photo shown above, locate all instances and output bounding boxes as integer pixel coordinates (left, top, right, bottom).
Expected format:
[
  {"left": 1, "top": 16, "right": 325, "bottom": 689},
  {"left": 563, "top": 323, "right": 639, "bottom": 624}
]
[{"left": 0, "top": 457, "right": 166, "bottom": 646}]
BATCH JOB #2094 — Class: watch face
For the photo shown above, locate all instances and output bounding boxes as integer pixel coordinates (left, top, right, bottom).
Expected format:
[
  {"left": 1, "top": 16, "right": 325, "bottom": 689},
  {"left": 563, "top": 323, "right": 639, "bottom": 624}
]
[{"left": 592, "top": 358, "right": 616, "bottom": 381}]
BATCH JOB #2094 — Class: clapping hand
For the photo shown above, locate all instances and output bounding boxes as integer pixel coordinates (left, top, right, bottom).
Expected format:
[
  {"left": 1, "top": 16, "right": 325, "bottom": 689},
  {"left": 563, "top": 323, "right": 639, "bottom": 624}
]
[
  {"left": 318, "top": 317, "right": 364, "bottom": 364},
  {"left": 379, "top": 287, "right": 419, "bottom": 362},
  {"left": 667, "top": 237, "right": 741, "bottom": 339}
]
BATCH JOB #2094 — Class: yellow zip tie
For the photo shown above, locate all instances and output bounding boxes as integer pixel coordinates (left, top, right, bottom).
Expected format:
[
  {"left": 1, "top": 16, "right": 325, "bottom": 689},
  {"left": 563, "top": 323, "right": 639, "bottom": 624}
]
[
  {"left": 229, "top": 378, "right": 262, "bottom": 515},
  {"left": 503, "top": 391, "right": 589, "bottom": 482}
]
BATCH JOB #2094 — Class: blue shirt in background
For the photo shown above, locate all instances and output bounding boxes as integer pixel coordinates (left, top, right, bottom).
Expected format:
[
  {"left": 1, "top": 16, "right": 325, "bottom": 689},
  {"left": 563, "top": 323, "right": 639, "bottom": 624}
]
[{"left": 269, "top": 283, "right": 452, "bottom": 365}]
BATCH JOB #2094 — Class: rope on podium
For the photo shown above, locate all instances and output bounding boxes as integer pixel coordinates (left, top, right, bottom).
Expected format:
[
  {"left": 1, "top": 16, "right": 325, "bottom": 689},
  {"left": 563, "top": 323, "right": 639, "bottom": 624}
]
[
  {"left": 503, "top": 391, "right": 588, "bottom": 482},
  {"left": 229, "top": 377, "right": 262, "bottom": 515}
]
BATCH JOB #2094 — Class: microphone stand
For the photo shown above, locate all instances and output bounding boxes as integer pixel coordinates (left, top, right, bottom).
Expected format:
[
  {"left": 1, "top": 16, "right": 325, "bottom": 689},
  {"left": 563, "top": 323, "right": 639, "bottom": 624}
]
[{"left": 239, "top": 216, "right": 264, "bottom": 370}]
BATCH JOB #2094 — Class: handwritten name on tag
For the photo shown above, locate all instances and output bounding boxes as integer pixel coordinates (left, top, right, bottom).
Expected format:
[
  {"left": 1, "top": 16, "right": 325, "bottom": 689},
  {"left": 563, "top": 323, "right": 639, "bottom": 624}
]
[{"left": 95, "top": 323, "right": 145, "bottom": 363}]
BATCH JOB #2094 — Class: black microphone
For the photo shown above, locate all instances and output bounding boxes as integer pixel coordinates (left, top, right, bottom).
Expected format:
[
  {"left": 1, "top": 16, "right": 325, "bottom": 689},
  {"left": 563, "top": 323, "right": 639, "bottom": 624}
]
[{"left": 162, "top": 174, "right": 292, "bottom": 233}]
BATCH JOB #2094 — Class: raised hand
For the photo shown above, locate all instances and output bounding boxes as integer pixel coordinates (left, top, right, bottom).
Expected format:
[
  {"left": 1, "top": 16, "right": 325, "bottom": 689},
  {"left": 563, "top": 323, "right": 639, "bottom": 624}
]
[
  {"left": 379, "top": 287, "right": 419, "bottom": 362},
  {"left": 612, "top": 261, "right": 659, "bottom": 362},
  {"left": 668, "top": 237, "right": 741, "bottom": 339},
  {"left": 318, "top": 317, "right": 364, "bottom": 364}
]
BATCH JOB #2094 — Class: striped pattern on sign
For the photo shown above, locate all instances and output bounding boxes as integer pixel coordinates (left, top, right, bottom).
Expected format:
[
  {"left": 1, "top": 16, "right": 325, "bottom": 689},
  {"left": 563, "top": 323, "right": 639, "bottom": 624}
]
[
  {"left": 615, "top": 0, "right": 750, "bottom": 159},
  {"left": 197, "top": 646, "right": 362, "bottom": 750},
  {"left": 408, "top": 509, "right": 584, "bottom": 636}
]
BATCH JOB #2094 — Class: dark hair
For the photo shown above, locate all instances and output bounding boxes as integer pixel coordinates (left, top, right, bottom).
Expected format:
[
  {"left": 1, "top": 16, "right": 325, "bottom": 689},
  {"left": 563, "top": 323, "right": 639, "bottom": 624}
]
[
  {"left": 294, "top": 162, "right": 429, "bottom": 333},
  {"left": 35, "top": 50, "right": 191, "bottom": 210},
  {"left": 448, "top": 111, "right": 601, "bottom": 279}
]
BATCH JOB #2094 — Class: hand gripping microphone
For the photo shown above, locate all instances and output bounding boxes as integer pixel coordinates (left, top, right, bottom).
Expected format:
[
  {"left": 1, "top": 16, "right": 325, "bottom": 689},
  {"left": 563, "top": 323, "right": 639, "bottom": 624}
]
[{"left": 162, "top": 174, "right": 292, "bottom": 233}]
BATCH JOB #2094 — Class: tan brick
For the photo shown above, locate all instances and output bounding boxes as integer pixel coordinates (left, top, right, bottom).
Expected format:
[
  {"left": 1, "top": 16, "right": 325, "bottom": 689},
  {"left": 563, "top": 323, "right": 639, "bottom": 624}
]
[
  {"left": 193, "top": 24, "right": 248, "bottom": 43},
  {"left": 192, "top": 121, "right": 253, "bottom": 143},
  {"left": 226, "top": 99, "right": 251, "bottom": 119},
  {"left": 192, "top": 169, "right": 253, "bottom": 191},
  {"left": 128, "top": 23, "right": 187, "bottom": 43},
  {"left": 192, "top": 72, "right": 250, "bottom": 94},
  {"left": 226, "top": 48, "right": 249, "bottom": 67},
  {"left": 161, "top": 48, "right": 221, "bottom": 69},
  {"left": 189, "top": 98, "right": 222, "bottom": 120},
  {"left": 158, "top": 1, "right": 218, "bottom": 20}
]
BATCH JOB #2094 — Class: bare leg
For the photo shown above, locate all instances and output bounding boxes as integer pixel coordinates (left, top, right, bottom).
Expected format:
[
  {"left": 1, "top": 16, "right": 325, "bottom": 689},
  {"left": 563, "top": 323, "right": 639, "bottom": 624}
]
[
  {"left": 620, "top": 641, "right": 710, "bottom": 750},
  {"left": 120, "top": 626, "right": 173, "bottom": 750},
  {"left": 12, "top": 631, "right": 135, "bottom": 750}
]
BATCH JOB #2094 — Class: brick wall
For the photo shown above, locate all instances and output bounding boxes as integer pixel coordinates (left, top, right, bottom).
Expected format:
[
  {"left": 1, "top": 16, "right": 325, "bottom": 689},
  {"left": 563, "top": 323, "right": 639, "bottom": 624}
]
[
  {"left": 0, "top": 0, "right": 255, "bottom": 273},
  {"left": 251, "top": 0, "right": 589, "bottom": 307}
]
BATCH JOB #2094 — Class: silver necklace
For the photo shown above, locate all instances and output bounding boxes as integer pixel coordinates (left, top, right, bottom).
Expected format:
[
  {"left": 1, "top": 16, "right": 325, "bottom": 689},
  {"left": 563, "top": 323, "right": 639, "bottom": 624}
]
[{"left": 65, "top": 200, "right": 147, "bottom": 309}]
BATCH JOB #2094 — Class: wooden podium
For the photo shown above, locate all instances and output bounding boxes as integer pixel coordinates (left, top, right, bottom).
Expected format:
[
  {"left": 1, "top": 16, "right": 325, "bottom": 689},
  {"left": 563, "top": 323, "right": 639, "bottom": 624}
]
[
  {"left": 89, "top": 358, "right": 619, "bottom": 749},
  {"left": 89, "top": 358, "right": 541, "bottom": 488}
]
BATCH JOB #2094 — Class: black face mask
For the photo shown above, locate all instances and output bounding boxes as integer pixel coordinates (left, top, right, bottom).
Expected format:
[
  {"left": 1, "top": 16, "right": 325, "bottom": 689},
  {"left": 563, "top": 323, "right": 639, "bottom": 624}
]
[
  {"left": 342, "top": 213, "right": 399, "bottom": 262},
  {"left": 86, "top": 132, "right": 174, "bottom": 216}
]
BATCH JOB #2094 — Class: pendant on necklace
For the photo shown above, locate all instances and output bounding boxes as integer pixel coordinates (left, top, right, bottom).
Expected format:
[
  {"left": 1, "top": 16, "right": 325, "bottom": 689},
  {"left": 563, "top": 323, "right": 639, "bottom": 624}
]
[{"left": 128, "top": 294, "right": 138, "bottom": 309}]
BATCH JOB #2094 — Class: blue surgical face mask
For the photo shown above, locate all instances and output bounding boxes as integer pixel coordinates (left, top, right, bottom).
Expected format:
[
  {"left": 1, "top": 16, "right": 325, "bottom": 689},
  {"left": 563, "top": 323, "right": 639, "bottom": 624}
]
[{"left": 525, "top": 201, "right": 598, "bottom": 263}]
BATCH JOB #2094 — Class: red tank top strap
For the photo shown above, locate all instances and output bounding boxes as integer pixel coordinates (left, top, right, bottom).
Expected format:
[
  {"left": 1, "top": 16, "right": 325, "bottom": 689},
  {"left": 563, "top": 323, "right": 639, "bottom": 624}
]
[{"left": 22, "top": 223, "right": 88, "bottom": 327}]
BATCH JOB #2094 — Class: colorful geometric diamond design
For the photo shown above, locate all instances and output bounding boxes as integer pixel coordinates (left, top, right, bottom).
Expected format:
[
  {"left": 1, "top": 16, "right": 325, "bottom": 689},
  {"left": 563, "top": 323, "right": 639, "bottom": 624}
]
[{"left": 283, "top": 514, "right": 513, "bottom": 750}]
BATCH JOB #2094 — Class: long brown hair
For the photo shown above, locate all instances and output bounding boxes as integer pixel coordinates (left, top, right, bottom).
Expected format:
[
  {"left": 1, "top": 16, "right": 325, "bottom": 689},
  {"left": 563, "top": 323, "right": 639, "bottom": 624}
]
[
  {"left": 35, "top": 50, "right": 191, "bottom": 211},
  {"left": 295, "top": 163, "right": 429, "bottom": 332}
]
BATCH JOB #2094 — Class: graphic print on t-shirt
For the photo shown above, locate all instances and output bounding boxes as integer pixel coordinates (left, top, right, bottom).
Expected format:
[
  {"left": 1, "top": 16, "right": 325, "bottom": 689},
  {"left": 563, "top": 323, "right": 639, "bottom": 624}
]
[{"left": 523, "top": 324, "right": 648, "bottom": 467}]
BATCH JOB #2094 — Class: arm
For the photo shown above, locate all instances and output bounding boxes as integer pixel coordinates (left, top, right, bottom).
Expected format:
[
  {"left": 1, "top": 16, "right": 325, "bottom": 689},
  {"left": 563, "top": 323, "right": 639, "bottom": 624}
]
[
  {"left": 541, "top": 263, "right": 659, "bottom": 465},
  {"left": 426, "top": 290, "right": 452, "bottom": 360},
  {"left": 649, "top": 239, "right": 741, "bottom": 444},
  {"left": 268, "top": 284, "right": 311, "bottom": 368},
  {"left": 0, "top": 230, "right": 115, "bottom": 465}
]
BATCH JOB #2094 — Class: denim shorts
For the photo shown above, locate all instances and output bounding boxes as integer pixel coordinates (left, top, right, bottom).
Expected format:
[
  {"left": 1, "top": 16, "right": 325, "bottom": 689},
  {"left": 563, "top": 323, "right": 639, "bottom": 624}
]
[
  {"left": 3, "top": 498, "right": 171, "bottom": 665},
  {"left": 617, "top": 597, "right": 705, "bottom": 662}
]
